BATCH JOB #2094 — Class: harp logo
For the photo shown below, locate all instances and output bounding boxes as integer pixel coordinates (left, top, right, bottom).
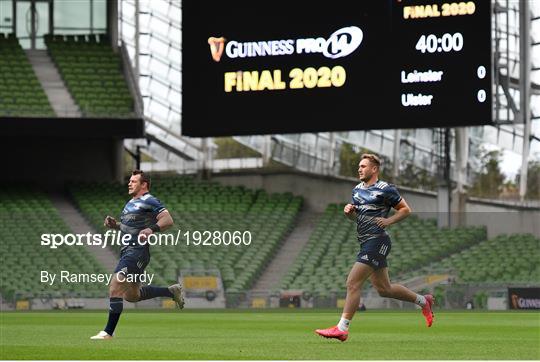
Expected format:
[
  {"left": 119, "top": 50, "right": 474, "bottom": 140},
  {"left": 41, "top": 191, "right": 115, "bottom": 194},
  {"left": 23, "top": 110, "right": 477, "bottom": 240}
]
[{"left": 208, "top": 37, "right": 226, "bottom": 62}]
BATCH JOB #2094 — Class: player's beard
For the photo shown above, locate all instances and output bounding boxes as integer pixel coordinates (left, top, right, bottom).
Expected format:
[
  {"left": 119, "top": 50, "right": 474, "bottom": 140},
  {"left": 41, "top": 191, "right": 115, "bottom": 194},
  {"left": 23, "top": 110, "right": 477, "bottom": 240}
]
[{"left": 359, "top": 171, "right": 373, "bottom": 182}]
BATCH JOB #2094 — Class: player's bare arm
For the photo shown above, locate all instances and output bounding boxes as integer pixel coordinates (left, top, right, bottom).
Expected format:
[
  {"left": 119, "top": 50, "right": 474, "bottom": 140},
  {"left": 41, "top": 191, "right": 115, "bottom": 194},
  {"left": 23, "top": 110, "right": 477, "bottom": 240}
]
[
  {"left": 138, "top": 210, "right": 174, "bottom": 240},
  {"left": 156, "top": 209, "right": 174, "bottom": 231},
  {"left": 374, "top": 198, "right": 412, "bottom": 229}
]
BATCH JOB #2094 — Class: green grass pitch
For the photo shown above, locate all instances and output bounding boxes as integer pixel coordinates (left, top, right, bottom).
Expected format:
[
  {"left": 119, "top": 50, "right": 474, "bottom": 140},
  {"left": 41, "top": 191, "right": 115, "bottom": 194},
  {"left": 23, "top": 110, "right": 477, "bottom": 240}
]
[{"left": 1, "top": 309, "right": 539, "bottom": 360}]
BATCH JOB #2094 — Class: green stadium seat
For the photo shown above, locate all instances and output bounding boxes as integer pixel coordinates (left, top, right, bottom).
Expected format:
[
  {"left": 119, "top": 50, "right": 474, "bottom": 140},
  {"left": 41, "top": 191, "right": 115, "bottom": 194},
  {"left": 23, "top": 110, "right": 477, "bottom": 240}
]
[
  {"left": 44, "top": 33, "right": 134, "bottom": 118},
  {"left": 0, "top": 33, "right": 54, "bottom": 117},
  {"left": 427, "top": 234, "right": 540, "bottom": 283},
  {"left": 0, "top": 188, "right": 108, "bottom": 301}
]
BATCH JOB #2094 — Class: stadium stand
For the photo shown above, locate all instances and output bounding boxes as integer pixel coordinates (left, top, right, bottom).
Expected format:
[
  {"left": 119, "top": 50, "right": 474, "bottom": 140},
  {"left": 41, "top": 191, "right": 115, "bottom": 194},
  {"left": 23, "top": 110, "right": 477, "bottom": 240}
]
[
  {"left": 0, "top": 188, "right": 108, "bottom": 301},
  {"left": 278, "top": 203, "right": 487, "bottom": 294},
  {"left": 427, "top": 233, "right": 540, "bottom": 283},
  {"left": 0, "top": 33, "right": 55, "bottom": 117},
  {"left": 69, "top": 176, "right": 303, "bottom": 291},
  {"left": 44, "top": 33, "right": 134, "bottom": 117}
]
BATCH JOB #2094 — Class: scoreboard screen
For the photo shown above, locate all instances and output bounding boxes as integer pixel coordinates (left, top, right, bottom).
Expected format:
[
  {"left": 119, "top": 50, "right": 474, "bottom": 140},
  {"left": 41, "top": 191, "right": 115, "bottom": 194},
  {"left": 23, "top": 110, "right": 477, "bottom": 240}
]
[{"left": 182, "top": 0, "right": 492, "bottom": 137}]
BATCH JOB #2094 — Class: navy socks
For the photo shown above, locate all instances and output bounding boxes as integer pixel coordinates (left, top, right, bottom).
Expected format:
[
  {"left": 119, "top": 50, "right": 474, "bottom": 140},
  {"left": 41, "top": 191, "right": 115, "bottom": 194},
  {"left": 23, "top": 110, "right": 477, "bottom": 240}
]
[
  {"left": 139, "top": 285, "right": 174, "bottom": 301},
  {"left": 104, "top": 297, "right": 123, "bottom": 336}
]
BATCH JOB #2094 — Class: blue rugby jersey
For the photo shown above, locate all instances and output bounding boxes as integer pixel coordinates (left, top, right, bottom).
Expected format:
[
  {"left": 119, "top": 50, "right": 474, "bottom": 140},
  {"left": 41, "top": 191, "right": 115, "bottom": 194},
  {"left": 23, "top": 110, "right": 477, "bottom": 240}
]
[
  {"left": 119, "top": 192, "right": 166, "bottom": 250},
  {"left": 351, "top": 180, "right": 402, "bottom": 242}
]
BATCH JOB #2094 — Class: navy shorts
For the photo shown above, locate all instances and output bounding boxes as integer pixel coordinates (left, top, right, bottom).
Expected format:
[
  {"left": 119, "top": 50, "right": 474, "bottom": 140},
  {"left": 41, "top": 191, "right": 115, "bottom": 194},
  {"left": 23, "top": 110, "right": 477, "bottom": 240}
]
[
  {"left": 356, "top": 234, "right": 392, "bottom": 270},
  {"left": 114, "top": 247, "right": 150, "bottom": 276}
]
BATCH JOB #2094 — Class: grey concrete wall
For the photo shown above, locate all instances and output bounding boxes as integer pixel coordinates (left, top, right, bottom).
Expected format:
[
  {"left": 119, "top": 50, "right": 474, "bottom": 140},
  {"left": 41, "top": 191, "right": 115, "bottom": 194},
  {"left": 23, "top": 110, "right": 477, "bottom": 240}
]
[
  {"left": 463, "top": 199, "right": 540, "bottom": 238},
  {"left": 212, "top": 170, "right": 540, "bottom": 238}
]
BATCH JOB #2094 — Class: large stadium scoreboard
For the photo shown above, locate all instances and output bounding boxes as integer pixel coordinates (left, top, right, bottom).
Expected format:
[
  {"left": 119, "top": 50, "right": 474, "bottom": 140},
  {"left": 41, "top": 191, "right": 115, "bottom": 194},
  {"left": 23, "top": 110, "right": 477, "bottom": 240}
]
[{"left": 182, "top": 0, "right": 492, "bottom": 136}]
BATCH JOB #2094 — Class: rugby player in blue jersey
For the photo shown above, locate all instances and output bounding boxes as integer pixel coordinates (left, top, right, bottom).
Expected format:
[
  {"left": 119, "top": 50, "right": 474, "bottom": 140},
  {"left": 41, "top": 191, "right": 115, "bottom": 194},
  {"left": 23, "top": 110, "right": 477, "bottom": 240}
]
[
  {"left": 316, "top": 154, "right": 434, "bottom": 342},
  {"left": 91, "top": 170, "right": 184, "bottom": 340}
]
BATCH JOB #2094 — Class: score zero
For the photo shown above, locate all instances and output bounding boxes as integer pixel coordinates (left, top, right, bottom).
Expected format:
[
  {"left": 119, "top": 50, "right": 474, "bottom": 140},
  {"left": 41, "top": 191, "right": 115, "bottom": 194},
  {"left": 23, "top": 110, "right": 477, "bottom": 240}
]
[
  {"left": 224, "top": 66, "right": 346, "bottom": 92},
  {"left": 477, "top": 65, "right": 486, "bottom": 103}
]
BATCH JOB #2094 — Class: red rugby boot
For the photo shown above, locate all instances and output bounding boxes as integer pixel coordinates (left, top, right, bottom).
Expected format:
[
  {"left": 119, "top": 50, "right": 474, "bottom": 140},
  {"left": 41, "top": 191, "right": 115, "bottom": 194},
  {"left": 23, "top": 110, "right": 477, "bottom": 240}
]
[
  {"left": 422, "top": 294, "right": 435, "bottom": 327},
  {"left": 315, "top": 325, "right": 349, "bottom": 341}
]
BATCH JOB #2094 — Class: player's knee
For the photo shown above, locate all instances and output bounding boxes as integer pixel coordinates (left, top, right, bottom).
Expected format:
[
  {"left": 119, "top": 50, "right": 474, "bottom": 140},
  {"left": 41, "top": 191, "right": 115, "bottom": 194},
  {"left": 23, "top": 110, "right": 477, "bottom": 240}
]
[
  {"left": 109, "top": 285, "right": 123, "bottom": 298},
  {"left": 109, "top": 276, "right": 125, "bottom": 297},
  {"left": 346, "top": 279, "right": 361, "bottom": 293},
  {"left": 124, "top": 290, "right": 140, "bottom": 303},
  {"left": 124, "top": 295, "right": 139, "bottom": 303},
  {"left": 375, "top": 285, "right": 392, "bottom": 297}
]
